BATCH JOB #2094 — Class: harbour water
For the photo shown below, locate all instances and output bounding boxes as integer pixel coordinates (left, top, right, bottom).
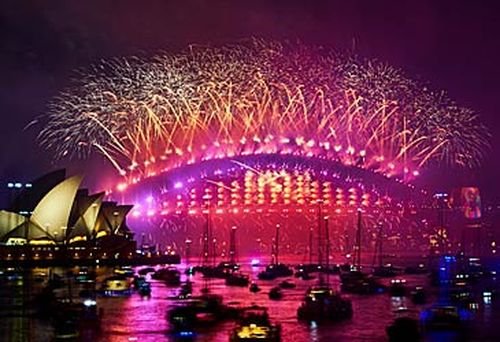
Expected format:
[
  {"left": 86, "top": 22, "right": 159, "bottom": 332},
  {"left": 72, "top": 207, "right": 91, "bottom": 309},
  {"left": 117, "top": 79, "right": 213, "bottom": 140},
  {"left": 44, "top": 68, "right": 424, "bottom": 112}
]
[{"left": 1, "top": 256, "right": 499, "bottom": 341}]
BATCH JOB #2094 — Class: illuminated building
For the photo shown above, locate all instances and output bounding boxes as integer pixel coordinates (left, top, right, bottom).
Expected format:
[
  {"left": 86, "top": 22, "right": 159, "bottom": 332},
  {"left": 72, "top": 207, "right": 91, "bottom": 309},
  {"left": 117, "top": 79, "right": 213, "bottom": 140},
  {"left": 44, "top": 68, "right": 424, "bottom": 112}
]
[{"left": 0, "top": 170, "right": 137, "bottom": 265}]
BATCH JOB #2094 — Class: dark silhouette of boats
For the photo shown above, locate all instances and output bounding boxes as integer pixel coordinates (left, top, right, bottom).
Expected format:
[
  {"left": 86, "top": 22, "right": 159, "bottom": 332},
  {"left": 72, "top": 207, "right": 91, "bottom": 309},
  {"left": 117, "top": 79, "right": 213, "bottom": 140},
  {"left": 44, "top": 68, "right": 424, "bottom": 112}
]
[
  {"left": 137, "top": 266, "right": 155, "bottom": 276},
  {"left": 152, "top": 267, "right": 181, "bottom": 286},
  {"left": 386, "top": 317, "right": 420, "bottom": 342},
  {"left": 297, "top": 212, "right": 353, "bottom": 323},
  {"left": 249, "top": 282, "right": 261, "bottom": 293},
  {"left": 269, "top": 287, "right": 283, "bottom": 300},
  {"left": 404, "top": 263, "right": 427, "bottom": 275},
  {"left": 340, "top": 270, "right": 385, "bottom": 294},
  {"left": 258, "top": 263, "right": 293, "bottom": 280},
  {"left": 226, "top": 272, "right": 250, "bottom": 287},
  {"left": 168, "top": 294, "right": 232, "bottom": 334},
  {"left": 258, "top": 224, "right": 293, "bottom": 280},
  {"left": 297, "top": 286, "right": 352, "bottom": 322},
  {"left": 389, "top": 279, "right": 407, "bottom": 297},
  {"left": 411, "top": 286, "right": 426, "bottom": 304},
  {"left": 340, "top": 210, "right": 385, "bottom": 294},
  {"left": 420, "top": 304, "right": 471, "bottom": 332},
  {"left": 279, "top": 280, "right": 296, "bottom": 289}
]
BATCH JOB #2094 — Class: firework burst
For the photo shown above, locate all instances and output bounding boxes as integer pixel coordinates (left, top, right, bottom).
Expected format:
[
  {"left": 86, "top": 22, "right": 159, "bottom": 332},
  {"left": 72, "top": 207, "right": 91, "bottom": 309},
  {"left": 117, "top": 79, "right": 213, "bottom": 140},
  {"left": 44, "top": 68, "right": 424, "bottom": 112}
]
[{"left": 39, "top": 40, "right": 488, "bottom": 181}]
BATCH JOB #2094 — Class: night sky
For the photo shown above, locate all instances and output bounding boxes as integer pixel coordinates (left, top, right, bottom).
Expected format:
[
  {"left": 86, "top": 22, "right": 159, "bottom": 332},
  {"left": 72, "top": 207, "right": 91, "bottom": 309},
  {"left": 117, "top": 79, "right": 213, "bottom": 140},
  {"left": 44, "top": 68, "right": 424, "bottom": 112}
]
[{"left": 1, "top": 0, "right": 499, "bottom": 201}]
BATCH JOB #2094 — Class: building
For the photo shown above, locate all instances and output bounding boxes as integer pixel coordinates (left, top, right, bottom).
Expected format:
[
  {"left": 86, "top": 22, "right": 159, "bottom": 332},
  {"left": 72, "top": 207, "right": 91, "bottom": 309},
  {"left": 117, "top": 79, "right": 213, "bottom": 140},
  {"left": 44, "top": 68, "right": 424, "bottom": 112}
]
[{"left": 0, "top": 170, "right": 136, "bottom": 265}]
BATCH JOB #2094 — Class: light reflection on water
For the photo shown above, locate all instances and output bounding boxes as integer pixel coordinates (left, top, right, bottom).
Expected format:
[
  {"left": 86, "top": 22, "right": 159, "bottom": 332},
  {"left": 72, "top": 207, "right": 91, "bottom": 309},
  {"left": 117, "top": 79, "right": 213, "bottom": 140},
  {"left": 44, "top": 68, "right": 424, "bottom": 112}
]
[{"left": 0, "top": 259, "right": 499, "bottom": 341}]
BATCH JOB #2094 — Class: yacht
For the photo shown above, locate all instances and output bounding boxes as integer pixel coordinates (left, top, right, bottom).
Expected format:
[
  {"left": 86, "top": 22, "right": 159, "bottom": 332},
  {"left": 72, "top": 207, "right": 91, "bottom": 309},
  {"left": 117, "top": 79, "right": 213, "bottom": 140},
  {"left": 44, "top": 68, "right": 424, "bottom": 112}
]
[
  {"left": 297, "top": 286, "right": 352, "bottom": 322},
  {"left": 389, "top": 279, "right": 407, "bottom": 297},
  {"left": 152, "top": 267, "right": 181, "bottom": 286},
  {"left": 230, "top": 306, "right": 281, "bottom": 342},
  {"left": 420, "top": 305, "right": 472, "bottom": 331},
  {"left": 279, "top": 280, "right": 296, "bottom": 289},
  {"left": 168, "top": 294, "right": 228, "bottom": 332},
  {"left": 226, "top": 272, "right": 250, "bottom": 287},
  {"left": 340, "top": 270, "right": 385, "bottom": 294}
]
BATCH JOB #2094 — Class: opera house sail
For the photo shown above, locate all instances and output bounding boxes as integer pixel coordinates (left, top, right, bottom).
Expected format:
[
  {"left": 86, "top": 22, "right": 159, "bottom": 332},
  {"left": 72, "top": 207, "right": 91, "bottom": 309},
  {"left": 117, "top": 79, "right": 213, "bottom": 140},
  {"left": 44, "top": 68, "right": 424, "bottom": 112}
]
[{"left": 0, "top": 170, "right": 139, "bottom": 266}]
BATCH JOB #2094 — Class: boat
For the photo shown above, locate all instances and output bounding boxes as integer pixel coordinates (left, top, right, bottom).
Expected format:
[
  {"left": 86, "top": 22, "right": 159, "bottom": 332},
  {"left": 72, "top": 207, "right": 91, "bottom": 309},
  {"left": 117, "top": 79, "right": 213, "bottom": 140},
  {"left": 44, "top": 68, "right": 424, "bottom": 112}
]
[
  {"left": 279, "top": 280, "right": 296, "bottom": 289},
  {"left": 420, "top": 305, "right": 471, "bottom": 331},
  {"left": 373, "top": 264, "right": 401, "bottom": 278},
  {"left": 0, "top": 268, "right": 22, "bottom": 282},
  {"left": 258, "top": 263, "right": 294, "bottom": 280},
  {"left": 177, "top": 281, "right": 193, "bottom": 299},
  {"left": 168, "top": 294, "right": 229, "bottom": 332},
  {"left": 386, "top": 317, "right": 420, "bottom": 342},
  {"left": 133, "top": 275, "right": 148, "bottom": 289},
  {"left": 249, "top": 282, "right": 261, "bottom": 293},
  {"left": 52, "top": 298, "right": 102, "bottom": 339},
  {"left": 137, "top": 266, "right": 155, "bottom": 276},
  {"left": 258, "top": 224, "right": 293, "bottom": 280},
  {"left": 269, "top": 287, "right": 283, "bottom": 300},
  {"left": 294, "top": 263, "right": 321, "bottom": 273},
  {"left": 100, "top": 275, "right": 132, "bottom": 297},
  {"left": 114, "top": 266, "right": 134, "bottom": 278},
  {"left": 74, "top": 267, "right": 96, "bottom": 284},
  {"left": 152, "top": 267, "right": 181, "bottom": 286},
  {"left": 297, "top": 286, "right": 352, "bottom": 322},
  {"left": 294, "top": 269, "right": 315, "bottom": 280},
  {"left": 404, "top": 263, "right": 428, "bottom": 275},
  {"left": 138, "top": 282, "right": 151, "bottom": 297},
  {"left": 226, "top": 273, "right": 250, "bottom": 287},
  {"left": 199, "top": 265, "right": 229, "bottom": 279},
  {"left": 340, "top": 270, "right": 385, "bottom": 294},
  {"left": 230, "top": 306, "right": 281, "bottom": 342},
  {"left": 411, "top": 286, "right": 426, "bottom": 304},
  {"left": 449, "top": 284, "right": 478, "bottom": 309},
  {"left": 389, "top": 279, "right": 407, "bottom": 297},
  {"left": 218, "top": 261, "right": 240, "bottom": 272},
  {"left": 371, "top": 222, "right": 401, "bottom": 278}
]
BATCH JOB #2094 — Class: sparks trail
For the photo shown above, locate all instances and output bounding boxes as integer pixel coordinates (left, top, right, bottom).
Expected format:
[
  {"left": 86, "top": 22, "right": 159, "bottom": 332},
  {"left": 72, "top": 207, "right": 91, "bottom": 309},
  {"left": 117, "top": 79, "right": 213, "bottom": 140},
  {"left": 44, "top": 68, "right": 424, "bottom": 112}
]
[{"left": 39, "top": 40, "right": 488, "bottom": 181}]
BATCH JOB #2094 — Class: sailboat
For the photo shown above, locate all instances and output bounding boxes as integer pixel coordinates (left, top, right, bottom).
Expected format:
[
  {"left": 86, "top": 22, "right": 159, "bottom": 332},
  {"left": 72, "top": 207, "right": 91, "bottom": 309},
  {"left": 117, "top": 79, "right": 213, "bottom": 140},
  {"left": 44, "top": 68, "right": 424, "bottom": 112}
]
[
  {"left": 258, "top": 224, "right": 293, "bottom": 280},
  {"left": 225, "top": 226, "right": 250, "bottom": 287},
  {"left": 297, "top": 215, "right": 353, "bottom": 322},
  {"left": 340, "top": 209, "right": 385, "bottom": 294},
  {"left": 372, "top": 221, "right": 400, "bottom": 277}
]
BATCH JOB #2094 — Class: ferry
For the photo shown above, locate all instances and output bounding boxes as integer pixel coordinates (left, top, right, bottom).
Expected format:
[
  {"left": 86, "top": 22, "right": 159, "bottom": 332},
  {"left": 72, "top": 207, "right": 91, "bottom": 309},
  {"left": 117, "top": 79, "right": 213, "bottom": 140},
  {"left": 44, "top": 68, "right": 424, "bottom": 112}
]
[{"left": 100, "top": 275, "right": 132, "bottom": 297}]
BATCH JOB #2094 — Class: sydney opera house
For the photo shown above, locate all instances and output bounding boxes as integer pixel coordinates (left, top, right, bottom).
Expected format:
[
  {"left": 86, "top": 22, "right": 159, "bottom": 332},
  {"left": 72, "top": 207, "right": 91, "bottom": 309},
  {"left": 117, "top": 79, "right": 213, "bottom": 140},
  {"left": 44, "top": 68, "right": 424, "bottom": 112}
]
[{"left": 0, "top": 170, "right": 137, "bottom": 265}]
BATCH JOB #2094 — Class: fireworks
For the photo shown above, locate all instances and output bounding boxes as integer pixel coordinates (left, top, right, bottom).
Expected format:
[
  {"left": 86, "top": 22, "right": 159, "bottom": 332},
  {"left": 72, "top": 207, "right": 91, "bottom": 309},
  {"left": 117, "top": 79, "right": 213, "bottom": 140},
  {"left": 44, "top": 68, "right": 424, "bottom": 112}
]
[{"left": 39, "top": 40, "right": 488, "bottom": 182}]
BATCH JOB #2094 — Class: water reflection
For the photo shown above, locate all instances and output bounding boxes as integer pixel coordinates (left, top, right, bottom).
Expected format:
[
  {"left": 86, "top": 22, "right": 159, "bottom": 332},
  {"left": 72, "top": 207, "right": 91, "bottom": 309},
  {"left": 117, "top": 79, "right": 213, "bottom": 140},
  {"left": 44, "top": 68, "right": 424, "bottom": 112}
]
[{"left": 0, "top": 261, "right": 498, "bottom": 341}]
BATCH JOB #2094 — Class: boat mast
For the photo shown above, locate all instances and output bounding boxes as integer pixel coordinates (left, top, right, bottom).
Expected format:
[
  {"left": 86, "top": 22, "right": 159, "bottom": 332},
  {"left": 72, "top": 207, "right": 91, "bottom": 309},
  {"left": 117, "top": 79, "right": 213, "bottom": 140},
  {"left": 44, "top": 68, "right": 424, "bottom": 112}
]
[
  {"left": 317, "top": 200, "right": 323, "bottom": 267},
  {"left": 274, "top": 224, "right": 280, "bottom": 265},
  {"left": 372, "top": 221, "right": 383, "bottom": 268},
  {"left": 354, "top": 209, "right": 362, "bottom": 270},
  {"left": 324, "top": 216, "right": 330, "bottom": 285},
  {"left": 202, "top": 208, "right": 210, "bottom": 267},
  {"left": 309, "top": 227, "right": 314, "bottom": 265},
  {"left": 229, "top": 226, "right": 237, "bottom": 265}
]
